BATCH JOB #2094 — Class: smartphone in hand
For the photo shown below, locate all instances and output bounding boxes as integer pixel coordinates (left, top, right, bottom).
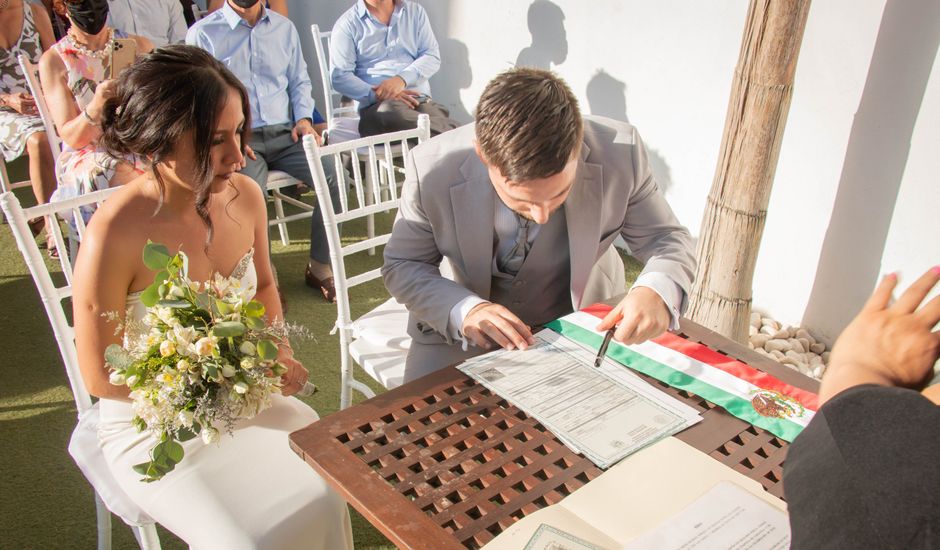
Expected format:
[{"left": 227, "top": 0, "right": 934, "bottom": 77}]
[{"left": 109, "top": 38, "right": 138, "bottom": 79}]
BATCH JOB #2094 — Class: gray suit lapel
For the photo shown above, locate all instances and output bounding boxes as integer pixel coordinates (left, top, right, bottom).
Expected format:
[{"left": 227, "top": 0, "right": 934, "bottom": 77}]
[
  {"left": 451, "top": 155, "right": 495, "bottom": 299},
  {"left": 566, "top": 142, "right": 605, "bottom": 308}
]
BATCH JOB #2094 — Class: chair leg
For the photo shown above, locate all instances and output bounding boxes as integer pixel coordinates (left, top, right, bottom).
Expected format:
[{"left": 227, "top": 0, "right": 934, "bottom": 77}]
[
  {"left": 94, "top": 493, "right": 112, "bottom": 550},
  {"left": 272, "top": 193, "right": 290, "bottom": 247},
  {"left": 364, "top": 170, "right": 376, "bottom": 256},
  {"left": 339, "top": 334, "right": 353, "bottom": 410},
  {"left": 132, "top": 523, "right": 162, "bottom": 550}
]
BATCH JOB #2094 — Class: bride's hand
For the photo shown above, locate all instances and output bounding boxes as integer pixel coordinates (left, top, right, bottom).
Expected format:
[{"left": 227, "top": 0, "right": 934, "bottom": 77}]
[{"left": 277, "top": 346, "right": 309, "bottom": 396}]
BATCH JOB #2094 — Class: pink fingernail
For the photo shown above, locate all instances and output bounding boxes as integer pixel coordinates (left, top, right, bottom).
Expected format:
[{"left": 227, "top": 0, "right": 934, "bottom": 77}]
[{"left": 932, "top": 266, "right": 940, "bottom": 275}]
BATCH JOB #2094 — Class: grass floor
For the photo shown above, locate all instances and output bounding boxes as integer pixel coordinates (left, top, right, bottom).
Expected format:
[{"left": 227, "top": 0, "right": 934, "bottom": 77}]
[{"left": 0, "top": 159, "right": 641, "bottom": 549}]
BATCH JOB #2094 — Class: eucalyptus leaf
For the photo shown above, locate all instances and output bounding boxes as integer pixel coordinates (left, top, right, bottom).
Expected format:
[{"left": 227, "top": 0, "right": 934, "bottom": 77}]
[
  {"left": 104, "top": 344, "right": 133, "bottom": 371},
  {"left": 215, "top": 299, "right": 233, "bottom": 316},
  {"left": 245, "top": 316, "right": 265, "bottom": 331},
  {"left": 143, "top": 242, "right": 171, "bottom": 271},
  {"left": 177, "top": 426, "right": 198, "bottom": 442},
  {"left": 212, "top": 321, "right": 246, "bottom": 337},
  {"left": 244, "top": 300, "right": 265, "bottom": 317},
  {"left": 140, "top": 283, "right": 160, "bottom": 308},
  {"left": 257, "top": 339, "right": 278, "bottom": 361},
  {"left": 158, "top": 299, "right": 190, "bottom": 309}
]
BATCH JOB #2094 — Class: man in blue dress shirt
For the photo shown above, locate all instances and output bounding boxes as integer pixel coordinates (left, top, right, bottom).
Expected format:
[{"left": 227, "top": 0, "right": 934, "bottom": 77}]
[
  {"left": 187, "top": 0, "right": 342, "bottom": 302},
  {"left": 331, "top": 0, "right": 458, "bottom": 137}
]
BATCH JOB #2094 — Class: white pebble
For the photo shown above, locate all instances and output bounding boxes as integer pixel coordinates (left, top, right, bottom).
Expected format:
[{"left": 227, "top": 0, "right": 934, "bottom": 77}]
[
  {"left": 750, "top": 334, "right": 771, "bottom": 348},
  {"left": 789, "top": 339, "right": 806, "bottom": 354},
  {"left": 770, "top": 349, "right": 786, "bottom": 361},
  {"left": 750, "top": 312, "right": 762, "bottom": 328},
  {"left": 785, "top": 350, "right": 803, "bottom": 362},
  {"left": 822, "top": 351, "right": 831, "bottom": 364},
  {"left": 810, "top": 342, "right": 826, "bottom": 354},
  {"left": 760, "top": 325, "right": 777, "bottom": 336},
  {"left": 772, "top": 329, "right": 790, "bottom": 340},
  {"left": 797, "top": 337, "right": 811, "bottom": 351},
  {"left": 796, "top": 329, "right": 814, "bottom": 344},
  {"left": 812, "top": 365, "right": 824, "bottom": 378},
  {"left": 765, "top": 339, "right": 791, "bottom": 353},
  {"left": 749, "top": 325, "right": 758, "bottom": 336}
]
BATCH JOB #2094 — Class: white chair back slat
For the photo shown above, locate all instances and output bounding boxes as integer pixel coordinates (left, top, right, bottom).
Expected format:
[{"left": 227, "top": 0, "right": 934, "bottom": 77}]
[
  {"left": 302, "top": 115, "right": 430, "bottom": 408},
  {"left": 18, "top": 55, "right": 63, "bottom": 158},
  {"left": 310, "top": 24, "right": 359, "bottom": 129}
]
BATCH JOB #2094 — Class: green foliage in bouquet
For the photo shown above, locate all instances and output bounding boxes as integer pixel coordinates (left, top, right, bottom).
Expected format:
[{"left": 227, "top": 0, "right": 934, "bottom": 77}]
[{"left": 105, "top": 242, "right": 289, "bottom": 482}]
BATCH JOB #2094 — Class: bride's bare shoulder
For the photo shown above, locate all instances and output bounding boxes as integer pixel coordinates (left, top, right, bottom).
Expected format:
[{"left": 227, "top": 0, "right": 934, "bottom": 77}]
[{"left": 81, "top": 184, "right": 159, "bottom": 256}]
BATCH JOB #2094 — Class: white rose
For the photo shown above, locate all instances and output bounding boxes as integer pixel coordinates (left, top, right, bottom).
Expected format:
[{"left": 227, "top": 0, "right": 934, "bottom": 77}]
[
  {"left": 221, "top": 364, "right": 236, "bottom": 378},
  {"left": 201, "top": 426, "right": 220, "bottom": 445},
  {"left": 195, "top": 336, "right": 216, "bottom": 357},
  {"left": 108, "top": 371, "right": 125, "bottom": 385},
  {"left": 126, "top": 374, "right": 139, "bottom": 387},
  {"left": 176, "top": 359, "right": 191, "bottom": 372},
  {"left": 159, "top": 340, "right": 176, "bottom": 357},
  {"left": 168, "top": 284, "right": 185, "bottom": 298},
  {"left": 233, "top": 381, "right": 249, "bottom": 394},
  {"left": 240, "top": 357, "right": 255, "bottom": 370},
  {"left": 239, "top": 341, "right": 256, "bottom": 356},
  {"left": 177, "top": 409, "right": 194, "bottom": 427}
]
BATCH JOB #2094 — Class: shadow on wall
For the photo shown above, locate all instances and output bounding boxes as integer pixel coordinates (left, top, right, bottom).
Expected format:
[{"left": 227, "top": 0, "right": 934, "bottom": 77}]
[
  {"left": 586, "top": 70, "right": 673, "bottom": 195},
  {"left": 802, "top": 0, "right": 940, "bottom": 341},
  {"left": 515, "top": 0, "right": 567, "bottom": 70},
  {"left": 430, "top": 38, "right": 473, "bottom": 124}
]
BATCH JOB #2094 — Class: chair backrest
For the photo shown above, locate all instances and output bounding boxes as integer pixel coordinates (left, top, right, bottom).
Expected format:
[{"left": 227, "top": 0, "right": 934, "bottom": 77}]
[
  {"left": 302, "top": 114, "right": 430, "bottom": 327},
  {"left": 191, "top": 3, "right": 208, "bottom": 21},
  {"left": 0, "top": 188, "right": 120, "bottom": 415},
  {"left": 310, "top": 23, "right": 358, "bottom": 128},
  {"left": 18, "top": 55, "right": 63, "bottom": 158},
  {"left": 0, "top": 157, "right": 31, "bottom": 194}
]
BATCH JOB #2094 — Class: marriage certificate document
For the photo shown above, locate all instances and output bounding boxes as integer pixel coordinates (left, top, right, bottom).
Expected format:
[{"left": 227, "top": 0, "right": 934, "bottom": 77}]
[{"left": 458, "top": 330, "right": 701, "bottom": 468}]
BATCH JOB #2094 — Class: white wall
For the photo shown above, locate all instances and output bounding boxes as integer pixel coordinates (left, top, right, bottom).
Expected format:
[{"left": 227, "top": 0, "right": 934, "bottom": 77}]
[{"left": 287, "top": 0, "right": 940, "bottom": 344}]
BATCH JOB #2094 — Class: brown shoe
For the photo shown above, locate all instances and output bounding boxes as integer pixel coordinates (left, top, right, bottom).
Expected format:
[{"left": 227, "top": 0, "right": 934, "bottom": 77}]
[{"left": 304, "top": 265, "right": 337, "bottom": 303}]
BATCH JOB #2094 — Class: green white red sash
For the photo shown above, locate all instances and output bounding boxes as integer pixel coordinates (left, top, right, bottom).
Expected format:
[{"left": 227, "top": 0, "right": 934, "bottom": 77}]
[{"left": 545, "top": 305, "right": 818, "bottom": 442}]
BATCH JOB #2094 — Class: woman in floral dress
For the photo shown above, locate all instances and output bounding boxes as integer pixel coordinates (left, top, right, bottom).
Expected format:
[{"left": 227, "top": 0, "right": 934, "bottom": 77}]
[
  {"left": 38, "top": 0, "right": 151, "bottom": 212},
  {"left": 0, "top": 0, "right": 56, "bottom": 243}
]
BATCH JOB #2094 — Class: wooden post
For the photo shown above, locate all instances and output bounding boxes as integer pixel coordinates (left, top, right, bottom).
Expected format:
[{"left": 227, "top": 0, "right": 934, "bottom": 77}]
[{"left": 688, "top": 0, "right": 812, "bottom": 343}]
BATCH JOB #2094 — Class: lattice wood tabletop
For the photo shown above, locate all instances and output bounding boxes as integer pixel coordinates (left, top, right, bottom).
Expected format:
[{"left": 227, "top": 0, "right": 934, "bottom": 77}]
[{"left": 290, "top": 319, "right": 818, "bottom": 549}]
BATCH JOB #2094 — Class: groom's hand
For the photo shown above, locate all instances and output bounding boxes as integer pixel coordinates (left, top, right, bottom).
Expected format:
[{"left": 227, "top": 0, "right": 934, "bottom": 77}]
[
  {"left": 462, "top": 302, "right": 536, "bottom": 351},
  {"left": 596, "top": 287, "right": 671, "bottom": 345}
]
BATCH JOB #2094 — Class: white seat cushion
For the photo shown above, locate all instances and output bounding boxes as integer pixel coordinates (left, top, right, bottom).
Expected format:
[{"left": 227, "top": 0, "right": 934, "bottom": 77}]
[
  {"left": 349, "top": 298, "right": 410, "bottom": 389},
  {"left": 68, "top": 404, "right": 155, "bottom": 526},
  {"left": 326, "top": 116, "right": 361, "bottom": 145}
]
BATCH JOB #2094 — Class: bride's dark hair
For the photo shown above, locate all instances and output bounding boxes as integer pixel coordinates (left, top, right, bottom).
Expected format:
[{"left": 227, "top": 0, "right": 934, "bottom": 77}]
[{"left": 100, "top": 45, "right": 251, "bottom": 244}]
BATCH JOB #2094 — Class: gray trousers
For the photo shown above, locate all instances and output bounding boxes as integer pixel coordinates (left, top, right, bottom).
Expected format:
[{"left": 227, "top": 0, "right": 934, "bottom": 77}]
[
  {"left": 240, "top": 123, "right": 341, "bottom": 264},
  {"left": 358, "top": 98, "right": 459, "bottom": 137}
]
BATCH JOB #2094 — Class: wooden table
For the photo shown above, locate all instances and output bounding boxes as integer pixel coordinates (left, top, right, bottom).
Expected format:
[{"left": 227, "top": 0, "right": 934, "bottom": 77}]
[{"left": 290, "top": 319, "right": 819, "bottom": 550}]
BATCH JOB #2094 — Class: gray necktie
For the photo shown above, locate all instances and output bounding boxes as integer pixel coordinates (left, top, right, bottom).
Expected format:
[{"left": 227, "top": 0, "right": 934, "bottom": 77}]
[{"left": 497, "top": 216, "right": 532, "bottom": 275}]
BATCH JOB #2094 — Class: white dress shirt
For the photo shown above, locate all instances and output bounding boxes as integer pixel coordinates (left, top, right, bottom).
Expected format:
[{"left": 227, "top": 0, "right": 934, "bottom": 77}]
[{"left": 107, "top": 0, "right": 187, "bottom": 48}]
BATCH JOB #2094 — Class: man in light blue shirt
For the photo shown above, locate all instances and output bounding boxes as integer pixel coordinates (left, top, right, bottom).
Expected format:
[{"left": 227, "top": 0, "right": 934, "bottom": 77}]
[
  {"left": 107, "top": 0, "right": 187, "bottom": 48},
  {"left": 331, "top": 0, "right": 457, "bottom": 137},
  {"left": 187, "top": 0, "right": 343, "bottom": 303}
]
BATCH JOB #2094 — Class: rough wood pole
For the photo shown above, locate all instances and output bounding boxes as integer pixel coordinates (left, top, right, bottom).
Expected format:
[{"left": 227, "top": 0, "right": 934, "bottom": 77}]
[{"left": 688, "top": 0, "right": 812, "bottom": 344}]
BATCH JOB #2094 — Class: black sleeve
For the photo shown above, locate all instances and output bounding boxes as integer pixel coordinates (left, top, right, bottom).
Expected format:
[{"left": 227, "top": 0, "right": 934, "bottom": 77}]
[{"left": 784, "top": 384, "right": 940, "bottom": 549}]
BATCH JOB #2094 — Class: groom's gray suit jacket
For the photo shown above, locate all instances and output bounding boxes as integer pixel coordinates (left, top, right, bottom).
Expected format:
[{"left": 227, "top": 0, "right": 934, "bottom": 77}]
[{"left": 382, "top": 116, "right": 696, "bottom": 372}]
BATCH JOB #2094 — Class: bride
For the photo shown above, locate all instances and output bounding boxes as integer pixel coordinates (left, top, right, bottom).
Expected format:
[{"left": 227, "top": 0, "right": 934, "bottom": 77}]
[{"left": 70, "top": 45, "right": 353, "bottom": 549}]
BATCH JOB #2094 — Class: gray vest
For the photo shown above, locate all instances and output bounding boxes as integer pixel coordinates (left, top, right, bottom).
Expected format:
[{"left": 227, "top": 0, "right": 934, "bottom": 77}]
[{"left": 490, "top": 207, "right": 572, "bottom": 327}]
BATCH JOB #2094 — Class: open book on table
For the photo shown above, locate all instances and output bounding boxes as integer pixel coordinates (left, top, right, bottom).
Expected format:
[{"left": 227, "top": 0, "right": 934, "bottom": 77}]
[{"left": 482, "top": 437, "right": 789, "bottom": 550}]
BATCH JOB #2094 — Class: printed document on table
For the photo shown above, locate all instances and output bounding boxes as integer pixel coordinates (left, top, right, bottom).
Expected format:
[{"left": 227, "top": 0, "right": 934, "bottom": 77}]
[
  {"left": 458, "top": 330, "right": 701, "bottom": 468},
  {"left": 622, "top": 481, "right": 790, "bottom": 550}
]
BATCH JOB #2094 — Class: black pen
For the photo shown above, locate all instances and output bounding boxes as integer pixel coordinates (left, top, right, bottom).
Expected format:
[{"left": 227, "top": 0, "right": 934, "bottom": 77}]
[{"left": 593, "top": 328, "right": 616, "bottom": 368}]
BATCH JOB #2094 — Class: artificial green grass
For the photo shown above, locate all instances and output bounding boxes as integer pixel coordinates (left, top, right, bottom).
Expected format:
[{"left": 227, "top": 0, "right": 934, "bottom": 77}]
[{"left": 0, "top": 159, "right": 642, "bottom": 549}]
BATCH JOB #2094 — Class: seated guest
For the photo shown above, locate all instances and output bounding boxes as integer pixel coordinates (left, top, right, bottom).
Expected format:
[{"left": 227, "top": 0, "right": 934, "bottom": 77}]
[
  {"left": 784, "top": 268, "right": 940, "bottom": 549},
  {"left": 1, "top": 0, "right": 57, "bottom": 250},
  {"left": 106, "top": 0, "right": 187, "bottom": 48},
  {"left": 331, "top": 0, "right": 458, "bottom": 137},
  {"left": 207, "top": 0, "right": 286, "bottom": 16},
  {"left": 40, "top": 0, "right": 152, "bottom": 206},
  {"left": 187, "top": 0, "right": 342, "bottom": 302},
  {"left": 73, "top": 45, "right": 353, "bottom": 547},
  {"left": 382, "top": 68, "right": 696, "bottom": 382}
]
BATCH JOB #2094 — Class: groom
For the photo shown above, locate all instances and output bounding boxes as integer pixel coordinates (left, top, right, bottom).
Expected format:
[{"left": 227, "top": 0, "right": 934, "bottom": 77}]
[{"left": 382, "top": 68, "right": 697, "bottom": 382}]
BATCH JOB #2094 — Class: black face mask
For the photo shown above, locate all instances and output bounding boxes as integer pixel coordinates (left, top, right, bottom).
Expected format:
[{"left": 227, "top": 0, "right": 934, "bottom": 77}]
[
  {"left": 230, "top": 0, "right": 261, "bottom": 8},
  {"left": 67, "top": 0, "right": 110, "bottom": 35}
]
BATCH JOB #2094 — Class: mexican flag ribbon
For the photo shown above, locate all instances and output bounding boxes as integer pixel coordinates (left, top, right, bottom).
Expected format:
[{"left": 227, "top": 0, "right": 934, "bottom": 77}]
[{"left": 545, "top": 304, "right": 818, "bottom": 442}]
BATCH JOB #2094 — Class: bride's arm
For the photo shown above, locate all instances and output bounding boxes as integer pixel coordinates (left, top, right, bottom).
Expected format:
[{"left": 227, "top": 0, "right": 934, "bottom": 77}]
[
  {"left": 72, "top": 214, "right": 138, "bottom": 400},
  {"left": 240, "top": 176, "right": 310, "bottom": 396}
]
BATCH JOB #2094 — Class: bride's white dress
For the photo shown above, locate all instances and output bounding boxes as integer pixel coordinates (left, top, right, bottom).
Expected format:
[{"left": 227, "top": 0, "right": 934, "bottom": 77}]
[{"left": 96, "top": 250, "right": 353, "bottom": 549}]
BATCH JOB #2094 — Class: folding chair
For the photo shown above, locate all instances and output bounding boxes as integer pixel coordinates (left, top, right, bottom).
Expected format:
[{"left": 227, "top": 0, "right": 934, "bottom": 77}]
[
  {"left": 0, "top": 157, "right": 31, "bottom": 194},
  {"left": 18, "top": 55, "right": 63, "bottom": 158},
  {"left": 303, "top": 114, "right": 430, "bottom": 409},
  {"left": 1, "top": 189, "right": 161, "bottom": 549}
]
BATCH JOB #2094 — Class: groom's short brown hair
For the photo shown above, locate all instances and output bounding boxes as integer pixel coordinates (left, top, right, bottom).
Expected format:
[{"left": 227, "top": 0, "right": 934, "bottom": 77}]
[{"left": 475, "top": 67, "right": 583, "bottom": 182}]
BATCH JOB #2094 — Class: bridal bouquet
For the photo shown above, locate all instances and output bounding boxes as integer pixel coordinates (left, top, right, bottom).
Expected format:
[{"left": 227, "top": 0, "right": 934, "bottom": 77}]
[{"left": 105, "top": 242, "right": 290, "bottom": 482}]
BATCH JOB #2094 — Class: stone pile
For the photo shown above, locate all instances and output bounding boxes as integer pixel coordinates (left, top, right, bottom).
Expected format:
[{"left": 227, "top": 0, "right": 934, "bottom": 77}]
[{"left": 748, "top": 312, "right": 829, "bottom": 380}]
